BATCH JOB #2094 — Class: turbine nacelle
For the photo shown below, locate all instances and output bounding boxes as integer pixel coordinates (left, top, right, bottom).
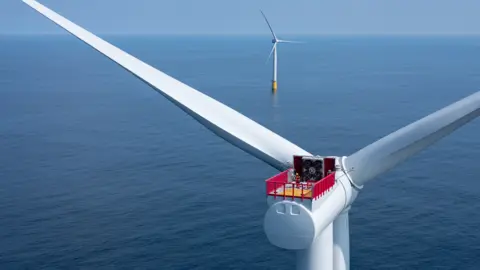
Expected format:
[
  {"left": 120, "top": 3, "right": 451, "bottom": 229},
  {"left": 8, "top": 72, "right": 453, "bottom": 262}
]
[{"left": 263, "top": 156, "right": 357, "bottom": 250}]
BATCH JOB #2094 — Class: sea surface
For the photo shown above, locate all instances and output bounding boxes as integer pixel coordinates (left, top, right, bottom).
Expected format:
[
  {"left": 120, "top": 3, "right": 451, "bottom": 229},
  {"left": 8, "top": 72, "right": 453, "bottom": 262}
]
[{"left": 1, "top": 35, "right": 479, "bottom": 269}]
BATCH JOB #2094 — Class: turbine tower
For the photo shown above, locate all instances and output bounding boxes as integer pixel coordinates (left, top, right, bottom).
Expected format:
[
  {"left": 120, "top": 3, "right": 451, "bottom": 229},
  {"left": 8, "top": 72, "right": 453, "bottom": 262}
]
[
  {"left": 23, "top": 1, "right": 480, "bottom": 270},
  {"left": 260, "top": 10, "right": 300, "bottom": 93}
]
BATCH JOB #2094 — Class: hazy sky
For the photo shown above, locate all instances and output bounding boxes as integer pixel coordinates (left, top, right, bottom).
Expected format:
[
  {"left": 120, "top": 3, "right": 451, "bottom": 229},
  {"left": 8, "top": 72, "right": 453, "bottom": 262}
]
[{"left": 2, "top": 0, "right": 480, "bottom": 35}]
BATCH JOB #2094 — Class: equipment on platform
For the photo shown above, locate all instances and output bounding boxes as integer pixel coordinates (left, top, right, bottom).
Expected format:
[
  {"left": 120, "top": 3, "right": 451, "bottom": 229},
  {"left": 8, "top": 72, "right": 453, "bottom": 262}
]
[
  {"left": 292, "top": 155, "right": 336, "bottom": 182},
  {"left": 301, "top": 156, "right": 324, "bottom": 181}
]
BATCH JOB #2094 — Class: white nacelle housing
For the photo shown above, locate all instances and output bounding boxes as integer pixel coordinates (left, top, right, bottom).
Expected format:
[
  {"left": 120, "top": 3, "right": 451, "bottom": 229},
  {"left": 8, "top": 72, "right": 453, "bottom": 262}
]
[
  {"left": 263, "top": 156, "right": 354, "bottom": 250},
  {"left": 264, "top": 201, "right": 315, "bottom": 250}
]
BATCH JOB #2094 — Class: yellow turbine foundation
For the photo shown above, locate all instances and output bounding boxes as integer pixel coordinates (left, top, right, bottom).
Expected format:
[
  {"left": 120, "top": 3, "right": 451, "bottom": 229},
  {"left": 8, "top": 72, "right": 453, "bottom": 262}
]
[{"left": 272, "top": 81, "right": 277, "bottom": 92}]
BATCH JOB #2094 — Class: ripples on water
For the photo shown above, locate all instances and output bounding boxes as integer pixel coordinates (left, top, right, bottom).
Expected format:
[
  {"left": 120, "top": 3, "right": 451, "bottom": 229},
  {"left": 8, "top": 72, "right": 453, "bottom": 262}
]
[{"left": 1, "top": 35, "right": 479, "bottom": 269}]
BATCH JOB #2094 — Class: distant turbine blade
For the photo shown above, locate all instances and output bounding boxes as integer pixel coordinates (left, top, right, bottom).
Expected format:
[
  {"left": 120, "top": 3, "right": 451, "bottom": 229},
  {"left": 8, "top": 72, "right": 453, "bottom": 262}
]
[
  {"left": 344, "top": 91, "right": 480, "bottom": 187},
  {"left": 260, "top": 10, "right": 277, "bottom": 40},
  {"left": 265, "top": 43, "right": 276, "bottom": 64},
  {"left": 23, "top": 0, "right": 312, "bottom": 171},
  {"left": 277, "top": 40, "right": 304, "bottom": 44}
]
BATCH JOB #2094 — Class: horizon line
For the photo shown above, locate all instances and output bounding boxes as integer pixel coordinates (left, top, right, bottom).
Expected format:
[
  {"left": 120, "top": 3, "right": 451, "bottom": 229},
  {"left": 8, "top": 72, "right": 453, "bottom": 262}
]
[{"left": 4, "top": 32, "right": 480, "bottom": 37}]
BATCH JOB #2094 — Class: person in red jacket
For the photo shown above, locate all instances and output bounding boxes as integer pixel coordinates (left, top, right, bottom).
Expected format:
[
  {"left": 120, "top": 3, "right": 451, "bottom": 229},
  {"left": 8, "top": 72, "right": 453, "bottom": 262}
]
[{"left": 295, "top": 172, "right": 301, "bottom": 183}]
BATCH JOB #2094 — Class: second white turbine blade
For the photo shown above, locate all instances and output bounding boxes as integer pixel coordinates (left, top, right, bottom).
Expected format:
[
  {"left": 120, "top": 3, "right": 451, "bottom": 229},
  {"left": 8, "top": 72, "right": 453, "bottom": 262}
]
[
  {"left": 277, "top": 40, "right": 304, "bottom": 44},
  {"left": 265, "top": 43, "right": 276, "bottom": 64},
  {"left": 23, "top": 0, "right": 312, "bottom": 170},
  {"left": 345, "top": 91, "right": 480, "bottom": 187}
]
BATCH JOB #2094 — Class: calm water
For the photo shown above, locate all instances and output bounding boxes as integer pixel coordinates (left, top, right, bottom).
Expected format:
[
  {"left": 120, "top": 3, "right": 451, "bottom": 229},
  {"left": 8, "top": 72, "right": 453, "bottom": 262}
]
[{"left": 1, "top": 35, "right": 479, "bottom": 269}]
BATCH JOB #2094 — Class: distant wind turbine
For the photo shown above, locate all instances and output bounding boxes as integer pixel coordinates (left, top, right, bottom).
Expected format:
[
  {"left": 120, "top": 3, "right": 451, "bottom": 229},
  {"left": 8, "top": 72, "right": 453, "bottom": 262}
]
[{"left": 260, "top": 10, "right": 302, "bottom": 93}]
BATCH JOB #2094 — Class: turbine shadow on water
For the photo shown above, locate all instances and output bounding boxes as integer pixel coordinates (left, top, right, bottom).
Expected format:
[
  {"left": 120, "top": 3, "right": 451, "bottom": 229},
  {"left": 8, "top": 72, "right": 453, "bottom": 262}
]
[{"left": 270, "top": 92, "right": 281, "bottom": 126}]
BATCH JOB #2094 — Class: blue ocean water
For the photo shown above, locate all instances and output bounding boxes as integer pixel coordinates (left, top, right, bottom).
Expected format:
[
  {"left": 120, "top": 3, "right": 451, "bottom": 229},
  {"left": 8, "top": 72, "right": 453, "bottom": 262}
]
[{"left": 0, "top": 35, "right": 479, "bottom": 269}]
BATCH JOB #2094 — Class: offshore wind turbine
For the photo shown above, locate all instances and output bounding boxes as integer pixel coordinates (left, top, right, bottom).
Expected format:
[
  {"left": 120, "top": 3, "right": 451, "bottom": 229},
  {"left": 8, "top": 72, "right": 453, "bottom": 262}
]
[
  {"left": 260, "top": 10, "right": 300, "bottom": 93},
  {"left": 23, "top": 1, "right": 480, "bottom": 270}
]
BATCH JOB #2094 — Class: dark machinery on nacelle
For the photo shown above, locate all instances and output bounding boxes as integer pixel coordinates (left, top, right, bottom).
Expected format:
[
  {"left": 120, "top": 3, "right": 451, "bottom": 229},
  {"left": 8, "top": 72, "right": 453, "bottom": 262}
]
[{"left": 293, "top": 155, "right": 336, "bottom": 182}]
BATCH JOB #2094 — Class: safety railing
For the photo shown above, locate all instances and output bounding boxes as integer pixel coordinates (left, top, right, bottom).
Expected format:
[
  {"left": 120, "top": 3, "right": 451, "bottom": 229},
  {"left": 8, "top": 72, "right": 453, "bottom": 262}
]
[
  {"left": 265, "top": 169, "right": 335, "bottom": 201},
  {"left": 312, "top": 173, "right": 335, "bottom": 199}
]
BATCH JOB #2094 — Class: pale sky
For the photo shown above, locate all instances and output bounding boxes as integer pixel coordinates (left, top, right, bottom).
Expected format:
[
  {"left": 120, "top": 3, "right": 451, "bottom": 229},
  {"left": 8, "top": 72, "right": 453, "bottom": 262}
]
[{"left": 2, "top": 0, "right": 480, "bottom": 35}]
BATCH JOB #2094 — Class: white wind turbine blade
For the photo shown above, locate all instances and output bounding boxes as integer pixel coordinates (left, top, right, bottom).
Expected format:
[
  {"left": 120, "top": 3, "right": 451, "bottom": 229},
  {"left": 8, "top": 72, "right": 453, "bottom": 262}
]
[
  {"left": 260, "top": 10, "right": 277, "bottom": 41},
  {"left": 265, "top": 43, "right": 276, "bottom": 64},
  {"left": 277, "top": 40, "right": 304, "bottom": 44},
  {"left": 345, "top": 91, "right": 480, "bottom": 187},
  {"left": 23, "top": 0, "right": 312, "bottom": 170}
]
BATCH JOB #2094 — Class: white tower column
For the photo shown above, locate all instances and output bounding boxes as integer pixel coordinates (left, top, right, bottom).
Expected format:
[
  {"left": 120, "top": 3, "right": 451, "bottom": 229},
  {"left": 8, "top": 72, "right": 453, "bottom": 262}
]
[
  {"left": 296, "top": 222, "right": 333, "bottom": 270},
  {"left": 333, "top": 210, "right": 350, "bottom": 270},
  {"left": 272, "top": 45, "right": 278, "bottom": 92}
]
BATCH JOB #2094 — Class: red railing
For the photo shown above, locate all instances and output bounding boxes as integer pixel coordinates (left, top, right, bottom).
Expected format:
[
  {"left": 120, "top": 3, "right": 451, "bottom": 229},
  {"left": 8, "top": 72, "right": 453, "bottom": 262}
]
[
  {"left": 265, "top": 170, "right": 335, "bottom": 201},
  {"left": 312, "top": 173, "right": 335, "bottom": 199}
]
